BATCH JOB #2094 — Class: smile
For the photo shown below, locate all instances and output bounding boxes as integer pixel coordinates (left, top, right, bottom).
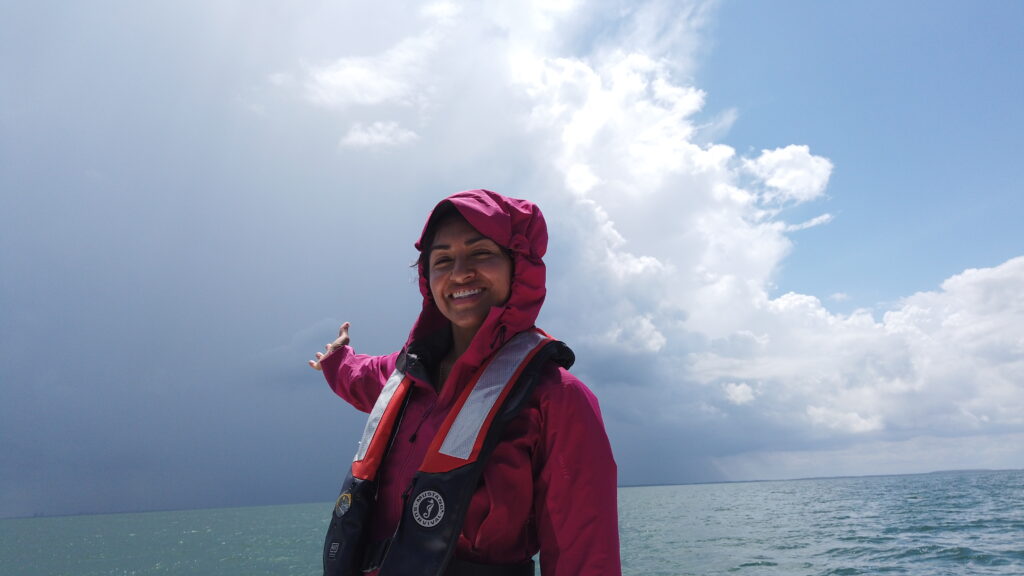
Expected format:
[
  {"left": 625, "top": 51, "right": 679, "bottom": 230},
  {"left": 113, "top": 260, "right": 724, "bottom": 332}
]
[{"left": 450, "top": 288, "right": 483, "bottom": 300}]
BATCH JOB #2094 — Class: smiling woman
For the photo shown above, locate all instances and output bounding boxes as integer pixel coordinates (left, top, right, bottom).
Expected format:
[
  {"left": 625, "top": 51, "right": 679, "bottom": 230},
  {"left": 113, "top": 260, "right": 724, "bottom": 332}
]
[{"left": 308, "top": 190, "right": 621, "bottom": 576}]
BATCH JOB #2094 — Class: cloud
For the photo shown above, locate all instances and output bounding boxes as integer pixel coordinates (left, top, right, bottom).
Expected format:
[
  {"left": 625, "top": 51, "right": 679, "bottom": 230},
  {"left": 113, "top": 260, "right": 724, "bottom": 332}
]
[
  {"left": 606, "top": 315, "right": 667, "bottom": 353},
  {"left": 723, "top": 382, "right": 756, "bottom": 405},
  {"left": 689, "top": 257, "right": 1024, "bottom": 444},
  {"left": 304, "top": 38, "right": 431, "bottom": 109},
  {"left": 744, "top": 144, "right": 834, "bottom": 204},
  {"left": 785, "top": 213, "right": 833, "bottom": 232},
  {"left": 882, "top": 257, "right": 1024, "bottom": 428},
  {"left": 302, "top": 5, "right": 458, "bottom": 111},
  {"left": 340, "top": 121, "right": 419, "bottom": 148},
  {"left": 807, "top": 405, "right": 884, "bottom": 433},
  {"left": 420, "top": 1, "right": 462, "bottom": 25}
]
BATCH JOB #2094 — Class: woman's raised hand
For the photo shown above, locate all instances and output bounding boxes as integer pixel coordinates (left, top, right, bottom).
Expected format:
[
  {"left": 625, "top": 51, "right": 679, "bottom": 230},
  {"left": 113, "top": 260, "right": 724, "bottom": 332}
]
[{"left": 308, "top": 322, "right": 351, "bottom": 371}]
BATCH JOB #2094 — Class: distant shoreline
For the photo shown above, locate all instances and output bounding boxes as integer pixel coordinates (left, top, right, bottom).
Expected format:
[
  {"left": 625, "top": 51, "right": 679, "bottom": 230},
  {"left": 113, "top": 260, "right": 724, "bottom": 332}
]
[{"left": 618, "top": 467, "right": 1023, "bottom": 489}]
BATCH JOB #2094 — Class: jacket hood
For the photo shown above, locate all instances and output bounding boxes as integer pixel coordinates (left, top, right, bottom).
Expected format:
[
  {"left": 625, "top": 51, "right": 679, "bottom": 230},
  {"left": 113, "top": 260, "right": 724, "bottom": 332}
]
[{"left": 407, "top": 189, "right": 548, "bottom": 369}]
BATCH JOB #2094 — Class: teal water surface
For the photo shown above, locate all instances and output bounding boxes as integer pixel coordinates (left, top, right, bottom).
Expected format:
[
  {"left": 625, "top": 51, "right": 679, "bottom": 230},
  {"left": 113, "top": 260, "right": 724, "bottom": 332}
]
[{"left": 2, "top": 470, "right": 1022, "bottom": 575}]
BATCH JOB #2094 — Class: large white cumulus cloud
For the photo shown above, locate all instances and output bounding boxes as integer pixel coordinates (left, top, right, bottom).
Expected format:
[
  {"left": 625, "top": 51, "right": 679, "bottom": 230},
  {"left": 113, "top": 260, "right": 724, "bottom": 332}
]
[
  {"left": 279, "top": 0, "right": 1022, "bottom": 481},
  {"left": 695, "top": 257, "right": 1024, "bottom": 437}
]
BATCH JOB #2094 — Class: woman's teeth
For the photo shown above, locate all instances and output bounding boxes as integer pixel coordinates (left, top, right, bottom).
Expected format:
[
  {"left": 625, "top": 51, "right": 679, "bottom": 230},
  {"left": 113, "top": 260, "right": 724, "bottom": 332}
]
[{"left": 451, "top": 288, "right": 483, "bottom": 299}]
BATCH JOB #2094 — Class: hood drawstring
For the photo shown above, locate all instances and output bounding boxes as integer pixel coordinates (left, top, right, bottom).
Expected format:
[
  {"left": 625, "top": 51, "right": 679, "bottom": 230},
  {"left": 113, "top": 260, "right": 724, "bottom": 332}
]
[{"left": 490, "top": 324, "right": 508, "bottom": 351}]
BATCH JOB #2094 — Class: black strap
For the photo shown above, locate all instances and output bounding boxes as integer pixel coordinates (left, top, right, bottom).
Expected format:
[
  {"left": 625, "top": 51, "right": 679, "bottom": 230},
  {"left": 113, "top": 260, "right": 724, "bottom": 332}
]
[
  {"left": 361, "top": 539, "right": 390, "bottom": 572},
  {"left": 445, "top": 558, "right": 535, "bottom": 576}
]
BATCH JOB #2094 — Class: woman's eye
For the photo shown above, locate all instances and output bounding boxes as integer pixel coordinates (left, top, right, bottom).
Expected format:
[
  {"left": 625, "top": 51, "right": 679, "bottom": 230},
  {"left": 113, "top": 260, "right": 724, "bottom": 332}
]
[{"left": 432, "top": 256, "right": 453, "bottom": 267}]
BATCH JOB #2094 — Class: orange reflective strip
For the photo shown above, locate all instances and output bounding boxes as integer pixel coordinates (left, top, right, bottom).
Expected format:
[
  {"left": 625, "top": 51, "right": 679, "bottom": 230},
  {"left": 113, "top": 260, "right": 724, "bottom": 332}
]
[{"left": 352, "top": 376, "right": 412, "bottom": 481}]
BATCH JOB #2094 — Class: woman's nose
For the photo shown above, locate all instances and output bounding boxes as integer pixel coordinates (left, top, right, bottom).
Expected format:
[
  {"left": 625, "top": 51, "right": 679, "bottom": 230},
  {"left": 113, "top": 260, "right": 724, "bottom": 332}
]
[{"left": 451, "top": 256, "right": 475, "bottom": 280}]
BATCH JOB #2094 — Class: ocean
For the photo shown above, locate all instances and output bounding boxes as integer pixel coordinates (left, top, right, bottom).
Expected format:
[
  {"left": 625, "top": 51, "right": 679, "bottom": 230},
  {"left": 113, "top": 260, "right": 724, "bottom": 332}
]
[{"left": 2, "top": 469, "right": 1021, "bottom": 575}]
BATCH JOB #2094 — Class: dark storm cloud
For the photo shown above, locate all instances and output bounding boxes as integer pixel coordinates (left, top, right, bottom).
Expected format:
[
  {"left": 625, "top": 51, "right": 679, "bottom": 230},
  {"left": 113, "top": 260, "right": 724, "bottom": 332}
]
[{"left": 0, "top": 2, "right": 428, "bottom": 517}]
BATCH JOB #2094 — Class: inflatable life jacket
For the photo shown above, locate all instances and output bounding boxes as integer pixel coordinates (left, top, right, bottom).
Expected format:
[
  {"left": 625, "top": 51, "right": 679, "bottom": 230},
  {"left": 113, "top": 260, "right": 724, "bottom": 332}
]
[{"left": 323, "top": 329, "right": 574, "bottom": 576}]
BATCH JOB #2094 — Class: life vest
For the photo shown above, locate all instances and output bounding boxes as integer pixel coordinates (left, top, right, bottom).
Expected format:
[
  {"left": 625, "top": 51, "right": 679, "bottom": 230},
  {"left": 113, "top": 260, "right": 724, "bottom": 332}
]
[{"left": 323, "top": 329, "right": 575, "bottom": 576}]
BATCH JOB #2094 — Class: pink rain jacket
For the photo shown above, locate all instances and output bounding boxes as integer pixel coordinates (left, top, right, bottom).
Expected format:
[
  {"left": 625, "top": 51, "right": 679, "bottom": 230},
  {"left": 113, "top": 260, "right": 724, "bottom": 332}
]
[{"left": 319, "top": 190, "right": 621, "bottom": 575}]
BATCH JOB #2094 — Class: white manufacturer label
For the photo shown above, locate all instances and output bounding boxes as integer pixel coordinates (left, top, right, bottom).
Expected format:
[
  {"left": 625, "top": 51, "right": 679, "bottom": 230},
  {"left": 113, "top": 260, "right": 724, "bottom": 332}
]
[{"left": 411, "top": 490, "right": 445, "bottom": 528}]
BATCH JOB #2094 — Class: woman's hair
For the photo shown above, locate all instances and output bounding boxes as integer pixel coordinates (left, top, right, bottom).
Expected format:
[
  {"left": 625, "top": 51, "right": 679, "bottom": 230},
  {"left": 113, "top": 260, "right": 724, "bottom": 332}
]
[{"left": 416, "top": 201, "right": 463, "bottom": 273}]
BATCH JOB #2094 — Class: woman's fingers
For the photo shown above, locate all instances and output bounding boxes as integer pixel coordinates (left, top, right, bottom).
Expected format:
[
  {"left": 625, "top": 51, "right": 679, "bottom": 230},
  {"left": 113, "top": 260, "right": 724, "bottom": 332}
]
[
  {"left": 334, "top": 322, "right": 351, "bottom": 348},
  {"left": 310, "top": 322, "right": 351, "bottom": 371}
]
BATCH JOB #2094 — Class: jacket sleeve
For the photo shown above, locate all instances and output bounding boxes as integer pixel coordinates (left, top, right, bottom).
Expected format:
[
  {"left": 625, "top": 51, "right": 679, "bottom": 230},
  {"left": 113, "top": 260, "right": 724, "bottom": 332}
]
[
  {"left": 534, "top": 369, "right": 622, "bottom": 576},
  {"left": 318, "top": 345, "right": 400, "bottom": 414}
]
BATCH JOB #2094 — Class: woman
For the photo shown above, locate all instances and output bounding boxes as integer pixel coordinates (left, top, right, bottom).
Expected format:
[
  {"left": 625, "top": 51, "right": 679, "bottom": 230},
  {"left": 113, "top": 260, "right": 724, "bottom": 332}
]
[{"left": 309, "top": 190, "right": 620, "bottom": 576}]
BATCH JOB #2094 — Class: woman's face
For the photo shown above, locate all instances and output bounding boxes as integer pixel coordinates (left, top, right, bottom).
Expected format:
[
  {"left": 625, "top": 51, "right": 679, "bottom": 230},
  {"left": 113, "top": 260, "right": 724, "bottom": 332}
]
[{"left": 428, "top": 215, "right": 512, "bottom": 338}]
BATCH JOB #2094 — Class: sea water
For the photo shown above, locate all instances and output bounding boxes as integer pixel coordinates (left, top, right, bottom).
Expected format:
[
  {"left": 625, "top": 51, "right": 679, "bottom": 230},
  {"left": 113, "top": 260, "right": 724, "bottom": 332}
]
[{"left": 2, "top": 469, "right": 1022, "bottom": 575}]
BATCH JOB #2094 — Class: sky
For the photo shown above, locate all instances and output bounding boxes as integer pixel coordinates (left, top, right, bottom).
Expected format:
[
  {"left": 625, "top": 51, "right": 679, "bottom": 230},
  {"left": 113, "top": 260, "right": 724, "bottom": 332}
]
[{"left": 1, "top": 0, "right": 1022, "bottom": 518}]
